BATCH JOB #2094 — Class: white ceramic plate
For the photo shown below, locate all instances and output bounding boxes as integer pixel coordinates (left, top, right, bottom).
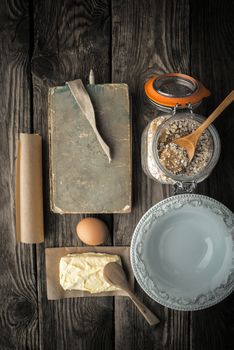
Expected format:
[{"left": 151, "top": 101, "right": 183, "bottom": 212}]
[{"left": 130, "top": 194, "right": 234, "bottom": 311}]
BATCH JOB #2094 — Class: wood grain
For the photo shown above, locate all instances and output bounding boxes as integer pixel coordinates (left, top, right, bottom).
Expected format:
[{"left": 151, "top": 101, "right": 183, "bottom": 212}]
[
  {"left": 112, "top": 1, "right": 192, "bottom": 349},
  {"left": 190, "top": 1, "right": 234, "bottom": 349},
  {"left": 31, "top": 0, "right": 113, "bottom": 349},
  {"left": 0, "top": 0, "right": 39, "bottom": 349},
  {"left": 1, "top": 0, "right": 234, "bottom": 349}
]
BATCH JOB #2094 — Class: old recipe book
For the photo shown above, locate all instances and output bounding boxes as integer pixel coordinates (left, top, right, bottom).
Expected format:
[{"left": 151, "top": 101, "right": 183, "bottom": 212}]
[{"left": 48, "top": 83, "right": 131, "bottom": 213}]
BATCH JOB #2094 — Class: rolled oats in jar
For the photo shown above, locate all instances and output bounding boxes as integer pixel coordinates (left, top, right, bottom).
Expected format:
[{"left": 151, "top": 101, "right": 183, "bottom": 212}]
[
  {"left": 142, "top": 73, "right": 221, "bottom": 188},
  {"left": 141, "top": 116, "right": 172, "bottom": 184}
]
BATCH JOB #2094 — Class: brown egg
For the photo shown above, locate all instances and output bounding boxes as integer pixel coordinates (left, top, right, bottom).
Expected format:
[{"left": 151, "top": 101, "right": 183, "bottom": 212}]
[{"left": 76, "top": 218, "right": 109, "bottom": 246}]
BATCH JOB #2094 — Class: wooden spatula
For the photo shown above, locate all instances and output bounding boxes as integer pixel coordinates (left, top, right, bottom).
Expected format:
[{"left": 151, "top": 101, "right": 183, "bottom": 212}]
[
  {"left": 103, "top": 262, "right": 160, "bottom": 326},
  {"left": 66, "top": 79, "right": 111, "bottom": 163},
  {"left": 172, "top": 90, "right": 234, "bottom": 162}
]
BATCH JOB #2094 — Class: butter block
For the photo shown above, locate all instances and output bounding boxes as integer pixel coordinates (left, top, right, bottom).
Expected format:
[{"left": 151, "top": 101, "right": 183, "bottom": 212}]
[{"left": 59, "top": 253, "right": 121, "bottom": 293}]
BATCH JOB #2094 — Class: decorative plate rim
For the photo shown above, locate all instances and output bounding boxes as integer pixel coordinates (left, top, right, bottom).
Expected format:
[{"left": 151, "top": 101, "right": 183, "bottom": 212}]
[{"left": 130, "top": 194, "right": 234, "bottom": 311}]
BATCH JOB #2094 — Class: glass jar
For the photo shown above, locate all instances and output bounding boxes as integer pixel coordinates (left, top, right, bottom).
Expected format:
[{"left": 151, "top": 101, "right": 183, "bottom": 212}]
[
  {"left": 142, "top": 113, "right": 220, "bottom": 187},
  {"left": 142, "top": 73, "right": 221, "bottom": 192}
]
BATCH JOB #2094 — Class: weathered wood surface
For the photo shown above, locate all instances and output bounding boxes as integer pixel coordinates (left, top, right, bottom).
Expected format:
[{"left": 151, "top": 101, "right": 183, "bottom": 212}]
[
  {"left": 0, "top": 0, "right": 233, "bottom": 349},
  {"left": 0, "top": 0, "right": 39, "bottom": 349},
  {"left": 32, "top": 1, "right": 113, "bottom": 349},
  {"left": 190, "top": 2, "right": 234, "bottom": 350},
  {"left": 112, "top": 1, "right": 191, "bottom": 348}
]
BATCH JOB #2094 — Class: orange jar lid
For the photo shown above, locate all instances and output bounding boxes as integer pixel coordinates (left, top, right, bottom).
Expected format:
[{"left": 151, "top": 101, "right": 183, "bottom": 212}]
[{"left": 144, "top": 73, "right": 210, "bottom": 109}]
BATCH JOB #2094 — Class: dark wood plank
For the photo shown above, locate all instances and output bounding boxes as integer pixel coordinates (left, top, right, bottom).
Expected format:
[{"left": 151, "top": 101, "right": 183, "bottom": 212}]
[
  {"left": 0, "top": 0, "right": 40, "bottom": 349},
  {"left": 1, "top": 1, "right": 233, "bottom": 350},
  {"left": 112, "top": 0, "right": 192, "bottom": 349},
  {"left": 31, "top": 1, "right": 113, "bottom": 349},
  {"left": 190, "top": 1, "right": 234, "bottom": 349}
]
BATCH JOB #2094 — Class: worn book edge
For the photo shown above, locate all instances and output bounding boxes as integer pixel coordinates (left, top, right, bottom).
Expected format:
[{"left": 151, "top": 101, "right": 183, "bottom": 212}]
[{"left": 48, "top": 84, "right": 132, "bottom": 214}]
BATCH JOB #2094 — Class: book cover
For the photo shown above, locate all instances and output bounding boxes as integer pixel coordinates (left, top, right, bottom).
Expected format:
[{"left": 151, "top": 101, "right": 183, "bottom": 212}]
[{"left": 48, "top": 83, "right": 131, "bottom": 214}]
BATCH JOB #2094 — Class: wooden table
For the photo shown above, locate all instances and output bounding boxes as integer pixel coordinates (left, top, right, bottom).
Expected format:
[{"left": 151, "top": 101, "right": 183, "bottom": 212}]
[{"left": 1, "top": 0, "right": 234, "bottom": 349}]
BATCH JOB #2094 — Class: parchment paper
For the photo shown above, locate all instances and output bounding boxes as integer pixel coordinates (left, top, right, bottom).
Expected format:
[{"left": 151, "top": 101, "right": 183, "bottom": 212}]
[
  {"left": 15, "top": 133, "right": 44, "bottom": 243},
  {"left": 45, "top": 246, "right": 134, "bottom": 300}
]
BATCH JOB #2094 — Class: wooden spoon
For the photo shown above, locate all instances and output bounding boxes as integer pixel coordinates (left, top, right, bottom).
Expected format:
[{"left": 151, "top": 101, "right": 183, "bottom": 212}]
[
  {"left": 103, "top": 262, "right": 160, "bottom": 326},
  {"left": 172, "top": 90, "right": 234, "bottom": 162}
]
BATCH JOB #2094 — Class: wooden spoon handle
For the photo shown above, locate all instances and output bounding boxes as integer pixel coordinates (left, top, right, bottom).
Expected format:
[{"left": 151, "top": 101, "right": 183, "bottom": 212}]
[
  {"left": 127, "top": 289, "right": 160, "bottom": 326},
  {"left": 195, "top": 90, "right": 234, "bottom": 135}
]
